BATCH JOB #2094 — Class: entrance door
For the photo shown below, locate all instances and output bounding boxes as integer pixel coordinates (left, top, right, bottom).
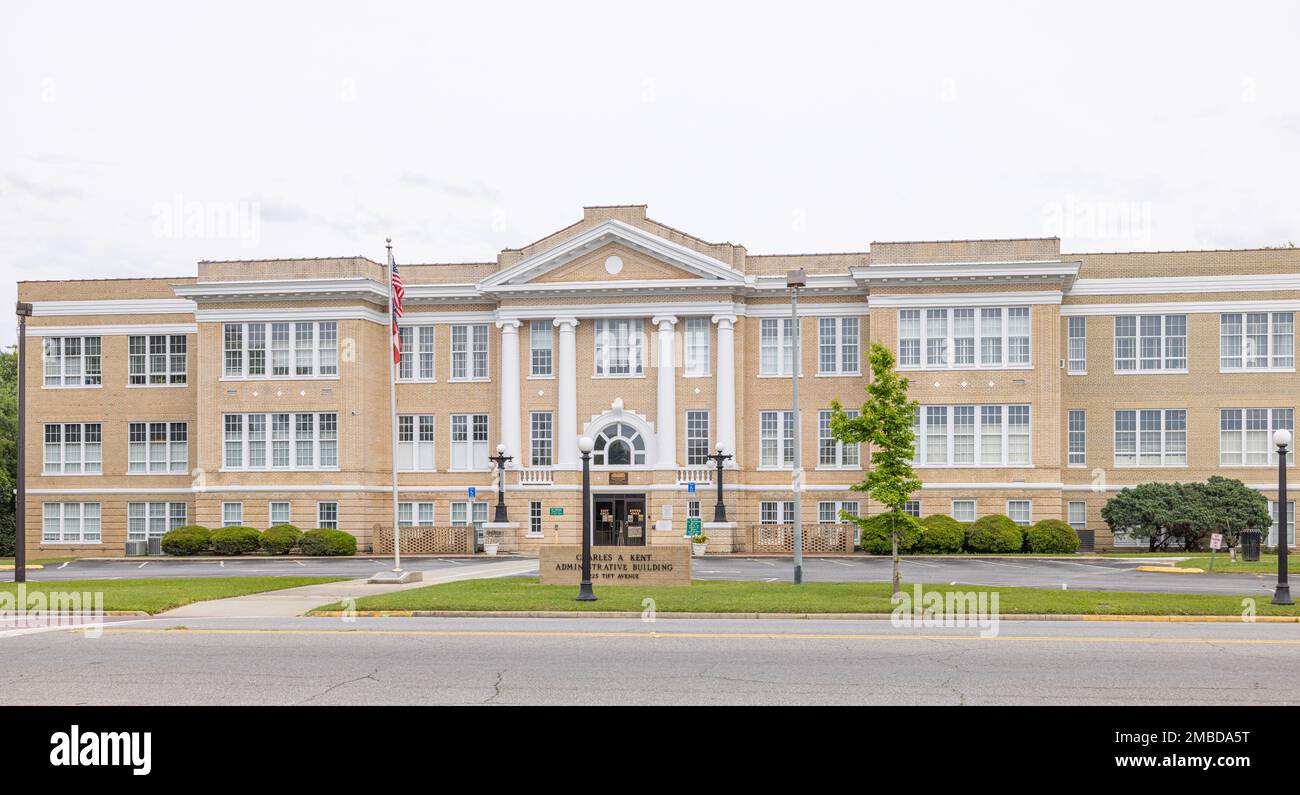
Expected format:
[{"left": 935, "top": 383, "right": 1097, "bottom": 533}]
[{"left": 593, "top": 494, "right": 647, "bottom": 546}]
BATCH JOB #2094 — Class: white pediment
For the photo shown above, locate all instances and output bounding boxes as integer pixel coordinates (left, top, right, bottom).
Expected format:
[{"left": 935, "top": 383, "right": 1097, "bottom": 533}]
[{"left": 480, "top": 219, "right": 745, "bottom": 289}]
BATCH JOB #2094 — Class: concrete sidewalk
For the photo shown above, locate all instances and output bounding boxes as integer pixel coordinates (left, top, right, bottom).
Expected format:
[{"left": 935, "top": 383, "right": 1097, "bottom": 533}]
[{"left": 161, "top": 559, "right": 539, "bottom": 618}]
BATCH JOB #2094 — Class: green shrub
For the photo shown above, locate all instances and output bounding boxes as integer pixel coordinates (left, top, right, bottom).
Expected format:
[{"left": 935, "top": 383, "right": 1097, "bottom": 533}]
[
  {"left": 299, "top": 529, "right": 357, "bottom": 556},
  {"left": 857, "top": 511, "right": 923, "bottom": 555},
  {"left": 160, "top": 525, "right": 212, "bottom": 556},
  {"left": 965, "top": 514, "right": 1024, "bottom": 553},
  {"left": 210, "top": 526, "right": 262, "bottom": 556},
  {"left": 1026, "top": 519, "right": 1081, "bottom": 554},
  {"left": 0, "top": 510, "right": 15, "bottom": 557},
  {"left": 916, "top": 514, "right": 965, "bottom": 554},
  {"left": 261, "top": 524, "right": 302, "bottom": 555}
]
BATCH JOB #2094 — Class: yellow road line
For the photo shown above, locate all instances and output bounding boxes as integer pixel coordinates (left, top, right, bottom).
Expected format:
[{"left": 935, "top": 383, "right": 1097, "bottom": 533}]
[{"left": 93, "top": 627, "right": 1300, "bottom": 645}]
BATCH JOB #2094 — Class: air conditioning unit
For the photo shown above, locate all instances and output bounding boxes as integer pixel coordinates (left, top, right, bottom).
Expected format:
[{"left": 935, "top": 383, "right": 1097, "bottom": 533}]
[
  {"left": 148, "top": 537, "right": 163, "bottom": 556},
  {"left": 124, "top": 540, "right": 147, "bottom": 557}
]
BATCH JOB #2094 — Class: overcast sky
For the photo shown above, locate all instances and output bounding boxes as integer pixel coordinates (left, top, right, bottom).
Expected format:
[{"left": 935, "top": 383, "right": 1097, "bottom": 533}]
[{"left": 3, "top": 1, "right": 1298, "bottom": 346}]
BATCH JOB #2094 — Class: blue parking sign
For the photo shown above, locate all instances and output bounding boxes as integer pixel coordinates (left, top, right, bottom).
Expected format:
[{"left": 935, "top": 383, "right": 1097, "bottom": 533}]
[
  {"left": 468, "top": 486, "right": 477, "bottom": 499},
  {"left": 687, "top": 482, "right": 696, "bottom": 494}
]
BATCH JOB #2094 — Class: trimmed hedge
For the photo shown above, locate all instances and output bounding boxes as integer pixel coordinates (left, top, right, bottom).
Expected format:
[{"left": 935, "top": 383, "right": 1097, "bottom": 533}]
[
  {"left": 965, "top": 514, "right": 1024, "bottom": 553},
  {"left": 261, "top": 524, "right": 303, "bottom": 555},
  {"left": 160, "top": 525, "right": 212, "bottom": 556},
  {"left": 1026, "top": 519, "right": 1081, "bottom": 554},
  {"left": 857, "top": 511, "right": 923, "bottom": 555},
  {"left": 916, "top": 514, "right": 966, "bottom": 554},
  {"left": 299, "top": 529, "right": 357, "bottom": 557},
  {"left": 210, "top": 526, "right": 262, "bottom": 556}
]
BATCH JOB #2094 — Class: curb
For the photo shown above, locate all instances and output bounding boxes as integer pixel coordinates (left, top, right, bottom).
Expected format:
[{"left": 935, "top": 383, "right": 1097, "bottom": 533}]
[
  {"left": 0, "top": 611, "right": 149, "bottom": 617},
  {"left": 305, "top": 609, "right": 1300, "bottom": 623},
  {"left": 0, "top": 564, "right": 44, "bottom": 570},
  {"left": 1135, "top": 565, "right": 1205, "bottom": 574}
]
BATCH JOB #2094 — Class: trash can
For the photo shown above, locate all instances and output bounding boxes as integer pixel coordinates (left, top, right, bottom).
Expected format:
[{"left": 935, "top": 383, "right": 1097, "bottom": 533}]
[{"left": 1241, "top": 530, "right": 1261, "bottom": 562}]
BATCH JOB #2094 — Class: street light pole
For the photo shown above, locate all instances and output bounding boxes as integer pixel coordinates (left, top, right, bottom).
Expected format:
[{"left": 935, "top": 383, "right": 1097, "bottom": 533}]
[
  {"left": 787, "top": 269, "right": 805, "bottom": 585},
  {"left": 707, "top": 442, "right": 732, "bottom": 523},
  {"left": 490, "top": 443, "right": 513, "bottom": 523},
  {"left": 1273, "top": 429, "right": 1292, "bottom": 606},
  {"left": 14, "top": 302, "right": 31, "bottom": 584},
  {"left": 576, "top": 435, "right": 596, "bottom": 601}
]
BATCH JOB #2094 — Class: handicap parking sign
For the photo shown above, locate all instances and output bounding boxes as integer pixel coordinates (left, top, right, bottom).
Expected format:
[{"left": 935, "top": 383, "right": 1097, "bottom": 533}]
[
  {"left": 687, "top": 482, "right": 696, "bottom": 494},
  {"left": 468, "top": 486, "right": 477, "bottom": 499}
]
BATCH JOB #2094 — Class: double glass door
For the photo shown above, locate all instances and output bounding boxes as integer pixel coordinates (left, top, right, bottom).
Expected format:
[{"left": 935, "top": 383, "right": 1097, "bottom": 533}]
[{"left": 593, "top": 494, "right": 646, "bottom": 546}]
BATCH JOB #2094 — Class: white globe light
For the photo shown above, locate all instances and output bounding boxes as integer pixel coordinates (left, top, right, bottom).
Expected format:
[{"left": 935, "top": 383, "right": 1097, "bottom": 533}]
[
  {"left": 1274, "top": 429, "right": 1293, "bottom": 448},
  {"left": 578, "top": 435, "right": 595, "bottom": 454},
  {"left": 716, "top": 442, "right": 725, "bottom": 453},
  {"left": 496, "top": 443, "right": 506, "bottom": 454}
]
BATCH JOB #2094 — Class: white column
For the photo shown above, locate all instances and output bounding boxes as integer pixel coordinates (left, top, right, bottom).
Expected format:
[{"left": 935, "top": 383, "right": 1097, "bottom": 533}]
[
  {"left": 653, "top": 315, "right": 678, "bottom": 469},
  {"left": 554, "top": 317, "right": 579, "bottom": 467},
  {"left": 496, "top": 319, "right": 522, "bottom": 467},
  {"left": 713, "top": 314, "right": 737, "bottom": 463}
]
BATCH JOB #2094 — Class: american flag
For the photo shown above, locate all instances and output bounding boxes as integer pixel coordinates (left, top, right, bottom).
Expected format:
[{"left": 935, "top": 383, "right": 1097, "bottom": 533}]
[{"left": 389, "top": 246, "right": 404, "bottom": 364}]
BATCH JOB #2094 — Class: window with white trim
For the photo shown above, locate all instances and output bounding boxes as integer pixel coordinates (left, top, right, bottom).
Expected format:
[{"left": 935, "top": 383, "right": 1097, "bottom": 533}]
[
  {"left": 530, "top": 411, "right": 553, "bottom": 467},
  {"left": 951, "top": 500, "right": 976, "bottom": 522},
  {"left": 1221, "top": 312, "right": 1294, "bottom": 371},
  {"left": 317, "top": 502, "right": 338, "bottom": 529},
  {"left": 397, "top": 326, "right": 437, "bottom": 381},
  {"left": 1067, "top": 410, "right": 1086, "bottom": 467},
  {"left": 1114, "top": 409, "right": 1187, "bottom": 467},
  {"left": 1007, "top": 500, "right": 1032, "bottom": 525},
  {"left": 530, "top": 320, "right": 553, "bottom": 377},
  {"left": 760, "top": 501, "right": 795, "bottom": 524},
  {"left": 898, "top": 306, "right": 1030, "bottom": 370},
  {"left": 900, "top": 500, "right": 920, "bottom": 518},
  {"left": 759, "top": 318, "right": 796, "bottom": 375},
  {"left": 1269, "top": 500, "right": 1296, "bottom": 548},
  {"left": 592, "top": 422, "right": 646, "bottom": 466},
  {"left": 42, "top": 502, "right": 100, "bottom": 543},
  {"left": 269, "top": 501, "right": 291, "bottom": 526},
  {"left": 223, "top": 321, "right": 337, "bottom": 378},
  {"left": 594, "top": 319, "right": 644, "bottom": 376},
  {"left": 223, "top": 413, "right": 338, "bottom": 470},
  {"left": 450, "top": 324, "right": 489, "bottom": 381},
  {"left": 1067, "top": 316, "right": 1086, "bottom": 373},
  {"left": 222, "top": 502, "right": 243, "bottom": 527},
  {"left": 1114, "top": 315, "right": 1187, "bottom": 372},
  {"left": 529, "top": 500, "right": 543, "bottom": 536},
  {"left": 818, "top": 409, "right": 860, "bottom": 467},
  {"left": 819, "top": 500, "right": 861, "bottom": 523},
  {"left": 1067, "top": 501, "right": 1086, "bottom": 531},
  {"left": 128, "top": 502, "right": 186, "bottom": 540},
  {"left": 759, "top": 410, "right": 795, "bottom": 468},
  {"left": 817, "top": 317, "right": 860, "bottom": 374},
  {"left": 685, "top": 410, "right": 710, "bottom": 466},
  {"left": 43, "top": 423, "right": 102, "bottom": 474},
  {"left": 129, "top": 422, "right": 188, "bottom": 474},
  {"left": 911, "top": 405, "right": 1029, "bottom": 466},
  {"left": 450, "top": 413, "right": 489, "bottom": 470},
  {"left": 398, "top": 502, "right": 435, "bottom": 527},
  {"left": 1219, "top": 408, "right": 1294, "bottom": 466},
  {"left": 397, "top": 415, "right": 436, "bottom": 471},
  {"left": 43, "top": 336, "right": 101, "bottom": 387},
  {"left": 450, "top": 501, "right": 488, "bottom": 527},
  {"left": 687, "top": 500, "right": 701, "bottom": 519},
  {"left": 684, "top": 317, "right": 710, "bottom": 376},
  {"left": 129, "top": 334, "right": 187, "bottom": 385}
]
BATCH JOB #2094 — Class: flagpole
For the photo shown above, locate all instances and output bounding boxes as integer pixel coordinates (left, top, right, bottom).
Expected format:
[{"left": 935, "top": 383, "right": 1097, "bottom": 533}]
[{"left": 386, "top": 238, "right": 402, "bottom": 573}]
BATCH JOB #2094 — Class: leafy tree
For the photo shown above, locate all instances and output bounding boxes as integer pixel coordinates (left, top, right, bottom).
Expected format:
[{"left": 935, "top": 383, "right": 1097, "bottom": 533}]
[
  {"left": 830, "top": 342, "right": 921, "bottom": 596},
  {"left": 0, "top": 347, "right": 14, "bottom": 556},
  {"left": 1100, "top": 477, "right": 1270, "bottom": 551},
  {"left": 1191, "top": 475, "right": 1271, "bottom": 548}
]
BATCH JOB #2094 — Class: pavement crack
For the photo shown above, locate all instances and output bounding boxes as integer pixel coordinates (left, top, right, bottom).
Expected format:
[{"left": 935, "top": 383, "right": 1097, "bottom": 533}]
[
  {"left": 293, "top": 667, "right": 380, "bottom": 705},
  {"left": 482, "top": 669, "right": 506, "bottom": 704}
]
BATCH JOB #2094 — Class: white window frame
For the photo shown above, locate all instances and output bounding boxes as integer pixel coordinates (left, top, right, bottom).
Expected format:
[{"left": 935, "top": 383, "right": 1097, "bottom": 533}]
[
  {"left": 1067, "top": 501, "right": 1086, "bottom": 531},
  {"left": 450, "top": 501, "right": 489, "bottom": 527},
  {"left": 529, "top": 320, "right": 553, "bottom": 378},
  {"left": 759, "top": 318, "right": 797, "bottom": 376},
  {"left": 759, "top": 410, "right": 795, "bottom": 468},
  {"left": 1219, "top": 408, "right": 1294, "bottom": 467},
  {"left": 1269, "top": 500, "right": 1296, "bottom": 548},
  {"left": 128, "top": 421, "right": 188, "bottom": 475},
  {"left": 43, "top": 422, "right": 102, "bottom": 475},
  {"left": 269, "top": 501, "right": 292, "bottom": 526},
  {"left": 222, "top": 413, "right": 338, "bottom": 471},
  {"left": 222, "top": 501, "right": 244, "bottom": 527},
  {"left": 685, "top": 410, "right": 711, "bottom": 466},
  {"left": 911, "top": 404, "right": 1031, "bottom": 467},
  {"left": 819, "top": 500, "right": 861, "bottom": 523},
  {"left": 1113, "top": 314, "right": 1188, "bottom": 373},
  {"left": 817, "top": 317, "right": 860, "bottom": 375},
  {"left": 450, "top": 323, "right": 490, "bottom": 381},
  {"left": 593, "top": 318, "right": 645, "bottom": 377},
  {"left": 1067, "top": 409, "right": 1086, "bottom": 467},
  {"left": 897, "top": 306, "right": 1031, "bottom": 370},
  {"left": 760, "top": 501, "right": 796, "bottom": 524},
  {"left": 222, "top": 321, "right": 337, "bottom": 379},
  {"left": 42, "top": 336, "right": 102, "bottom": 388},
  {"left": 682, "top": 317, "right": 711, "bottom": 377},
  {"left": 817, "top": 408, "right": 860, "bottom": 468},
  {"left": 951, "top": 500, "right": 976, "bottom": 522},
  {"left": 529, "top": 500, "right": 544, "bottom": 537},
  {"left": 1007, "top": 500, "right": 1032, "bottom": 525},
  {"left": 128, "top": 502, "right": 187, "bottom": 540},
  {"left": 530, "top": 411, "right": 553, "bottom": 468},
  {"left": 1220, "top": 312, "right": 1295, "bottom": 372},
  {"left": 397, "top": 501, "right": 435, "bottom": 528},
  {"left": 128, "top": 334, "right": 187, "bottom": 386},
  {"left": 42, "top": 502, "right": 101, "bottom": 543},
  {"left": 397, "top": 414, "right": 437, "bottom": 472},
  {"left": 317, "top": 501, "right": 339, "bottom": 529},
  {"left": 1067, "top": 316, "right": 1086, "bottom": 374},
  {"left": 397, "top": 325, "right": 438, "bottom": 382},
  {"left": 450, "top": 413, "right": 489, "bottom": 471},
  {"left": 1113, "top": 409, "right": 1187, "bottom": 467}
]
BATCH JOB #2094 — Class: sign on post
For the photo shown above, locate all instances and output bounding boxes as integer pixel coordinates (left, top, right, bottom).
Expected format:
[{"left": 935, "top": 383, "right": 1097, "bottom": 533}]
[
  {"left": 687, "top": 482, "right": 696, "bottom": 494},
  {"left": 686, "top": 517, "right": 702, "bottom": 536},
  {"left": 468, "top": 486, "right": 477, "bottom": 499},
  {"left": 548, "top": 507, "right": 564, "bottom": 516},
  {"left": 1210, "top": 533, "right": 1223, "bottom": 550}
]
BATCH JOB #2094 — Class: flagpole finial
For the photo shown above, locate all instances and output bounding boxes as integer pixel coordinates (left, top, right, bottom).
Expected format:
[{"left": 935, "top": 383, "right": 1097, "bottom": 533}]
[{"left": 385, "top": 237, "right": 392, "bottom": 247}]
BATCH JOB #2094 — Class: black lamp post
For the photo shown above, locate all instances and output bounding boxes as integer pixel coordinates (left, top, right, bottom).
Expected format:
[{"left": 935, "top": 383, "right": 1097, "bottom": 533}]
[
  {"left": 1272, "top": 429, "right": 1292, "bottom": 606},
  {"left": 706, "top": 442, "right": 732, "bottom": 523},
  {"left": 14, "top": 302, "right": 31, "bottom": 584},
  {"left": 577, "top": 435, "right": 596, "bottom": 601},
  {"left": 490, "top": 443, "right": 512, "bottom": 523}
]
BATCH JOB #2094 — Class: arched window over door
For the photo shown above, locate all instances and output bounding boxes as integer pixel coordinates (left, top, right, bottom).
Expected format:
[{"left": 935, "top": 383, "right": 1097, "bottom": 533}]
[{"left": 592, "top": 422, "right": 647, "bottom": 466}]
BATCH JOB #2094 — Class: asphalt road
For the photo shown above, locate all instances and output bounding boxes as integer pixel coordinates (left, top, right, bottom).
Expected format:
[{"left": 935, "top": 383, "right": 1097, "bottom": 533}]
[
  {"left": 16, "top": 555, "right": 1276, "bottom": 596},
  {"left": 2, "top": 615, "right": 1297, "bottom": 705}
]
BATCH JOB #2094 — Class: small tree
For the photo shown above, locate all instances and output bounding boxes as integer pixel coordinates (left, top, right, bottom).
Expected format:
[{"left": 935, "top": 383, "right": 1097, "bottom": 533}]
[
  {"left": 830, "top": 342, "right": 921, "bottom": 596},
  {"left": 1101, "top": 477, "right": 1271, "bottom": 551}
]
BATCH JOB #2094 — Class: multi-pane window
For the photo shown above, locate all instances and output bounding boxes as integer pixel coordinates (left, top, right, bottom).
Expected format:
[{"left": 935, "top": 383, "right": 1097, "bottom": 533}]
[
  {"left": 451, "top": 501, "right": 489, "bottom": 527},
  {"left": 223, "top": 413, "right": 338, "bottom": 470},
  {"left": 222, "top": 502, "right": 243, "bottom": 527},
  {"left": 317, "top": 502, "right": 338, "bottom": 529},
  {"left": 530, "top": 412, "right": 553, "bottom": 467},
  {"left": 43, "top": 423, "right": 102, "bottom": 474},
  {"left": 760, "top": 501, "right": 795, "bottom": 524},
  {"left": 530, "top": 320, "right": 553, "bottom": 377},
  {"left": 451, "top": 413, "right": 489, "bottom": 470},
  {"left": 911, "top": 405, "right": 1030, "bottom": 466},
  {"left": 819, "top": 501, "right": 861, "bottom": 523},
  {"left": 529, "top": 500, "right": 543, "bottom": 536},
  {"left": 397, "top": 502, "right": 435, "bottom": 528},
  {"left": 951, "top": 500, "right": 976, "bottom": 522},
  {"left": 1067, "top": 410, "right": 1086, "bottom": 467},
  {"left": 1114, "top": 409, "right": 1187, "bottom": 467},
  {"left": 1219, "top": 408, "right": 1294, "bottom": 466},
  {"left": 594, "top": 319, "right": 644, "bottom": 376},
  {"left": 43, "top": 336, "right": 101, "bottom": 387},
  {"left": 1269, "top": 501, "right": 1296, "bottom": 548},
  {"left": 1113, "top": 315, "right": 1187, "bottom": 372},
  {"left": 128, "top": 422, "right": 188, "bottom": 474},
  {"left": 898, "top": 306, "right": 1030, "bottom": 369},
  {"left": 397, "top": 415, "right": 437, "bottom": 471},
  {"left": 817, "top": 317, "right": 860, "bottom": 374},
  {"left": 1068, "top": 501, "right": 1086, "bottom": 531},
  {"left": 1221, "top": 312, "right": 1295, "bottom": 370},
  {"left": 1007, "top": 500, "right": 1032, "bottom": 525},
  {"left": 818, "top": 409, "right": 860, "bottom": 467},
  {"left": 1067, "top": 316, "right": 1086, "bottom": 373},
  {"left": 42, "top": 503, "right": 101, "bottom": 543},
  {"left": 450, "top": 324, "right": 489, "bottom": 380},
  {"left": 129, "top": 334, "right": 187, "bottom": 385},
  {"left": 759, "top": 318, "right": 797, "bottom": 375},
  {"left": 223, "top": 321, "right": 337, "bottom": 378},
  {"left": 397, "top": 326, "right": 437, "bottom": 381},
  {"left": 759, "top": 410, "right": 795, "bottom": 468},
  {"left": 685, "top": 411, "right": 710, "bottom": 466},
  {"left": 128, "top": 502, "right": 186, "bottom": 540},
  {"left": 684, "top": 317, "right": 710, "bottom": 376},
  {"left": 900, "top": 500, "right": 920, "bottom": 518},
  {"left": 269, "top": 501, "right": 291, "bottom": 526}
]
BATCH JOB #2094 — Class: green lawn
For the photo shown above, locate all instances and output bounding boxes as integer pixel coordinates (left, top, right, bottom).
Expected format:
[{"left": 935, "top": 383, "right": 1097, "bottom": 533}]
[
  {"left": 318, "top": 577, "right": 1300, "bottom": 618},
  {"left": 1, "top": 577, "right": 344, "bottom": 614},
  {"left": 1173, "top": 554, "right": 1291, "bottom": 574}
]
